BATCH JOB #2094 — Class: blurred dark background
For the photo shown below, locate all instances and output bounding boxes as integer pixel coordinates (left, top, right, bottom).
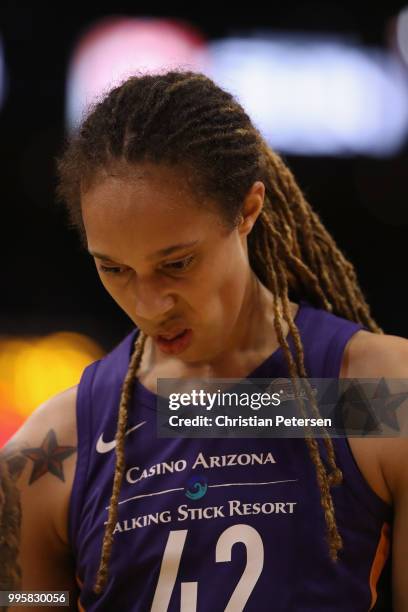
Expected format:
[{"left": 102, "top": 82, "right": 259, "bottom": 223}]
[{"left": 1, "top": 1, "right": 407, "bottom": 353}]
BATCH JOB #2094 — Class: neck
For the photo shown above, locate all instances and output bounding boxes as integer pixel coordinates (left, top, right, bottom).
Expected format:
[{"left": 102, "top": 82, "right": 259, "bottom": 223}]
[{"left": 221, "top": 269, "right": 275, "bottom": 357}]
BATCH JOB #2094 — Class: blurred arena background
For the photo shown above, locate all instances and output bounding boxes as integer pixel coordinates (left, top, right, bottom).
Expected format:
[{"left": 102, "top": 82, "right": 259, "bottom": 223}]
[{"left": 1, "top": 2, "right": 408, "bottom": 445}]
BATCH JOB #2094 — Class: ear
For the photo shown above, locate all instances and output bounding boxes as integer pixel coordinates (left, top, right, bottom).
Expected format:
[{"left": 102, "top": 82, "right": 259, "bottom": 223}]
[{"left": 238, "top": 181, "right": 265, "bottom": 236}]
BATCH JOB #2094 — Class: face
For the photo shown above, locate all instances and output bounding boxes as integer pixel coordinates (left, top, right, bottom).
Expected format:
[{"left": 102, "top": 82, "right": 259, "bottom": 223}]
[{"left": 81, "top": 162, "right": 265, "bottom": 366}]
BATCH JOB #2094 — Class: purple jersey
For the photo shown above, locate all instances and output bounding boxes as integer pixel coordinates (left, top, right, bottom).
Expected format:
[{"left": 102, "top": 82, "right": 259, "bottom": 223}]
[{"left": 69, "top": 300, "right": 392, "bottom": 611}]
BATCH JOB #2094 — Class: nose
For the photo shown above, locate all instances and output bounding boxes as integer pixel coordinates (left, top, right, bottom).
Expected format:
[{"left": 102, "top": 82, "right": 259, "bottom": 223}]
[{"left": 133, "top": 276, "right": 176, "bottom": 319}]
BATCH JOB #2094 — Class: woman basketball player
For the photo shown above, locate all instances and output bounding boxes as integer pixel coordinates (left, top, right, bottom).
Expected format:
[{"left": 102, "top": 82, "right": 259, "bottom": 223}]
[{"left": 1, "top": 71, "right": 407, "bottom": 611}]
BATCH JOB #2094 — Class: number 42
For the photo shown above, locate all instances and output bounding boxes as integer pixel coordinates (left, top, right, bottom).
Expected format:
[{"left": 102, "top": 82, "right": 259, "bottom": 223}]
[{"left": 151, "top": 525, "right": 264, "bottom": 611}]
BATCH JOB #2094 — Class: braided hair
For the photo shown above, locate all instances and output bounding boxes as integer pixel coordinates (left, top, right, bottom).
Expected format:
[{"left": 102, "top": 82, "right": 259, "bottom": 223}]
[
  {"left": 56, "top": 70, "right": 381, "bottom": 594},
  {"left": 0, "top": 456, "right": 22, "bottom": 593}
]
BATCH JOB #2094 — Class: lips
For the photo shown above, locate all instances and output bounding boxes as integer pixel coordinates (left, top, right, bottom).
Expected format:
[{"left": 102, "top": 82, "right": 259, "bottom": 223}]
[
  {"left": 154, "top": 328, "right": 193, "bottom": 355},
  {"left": 154, "top": 327, "right": 188, "bottom": 341}
]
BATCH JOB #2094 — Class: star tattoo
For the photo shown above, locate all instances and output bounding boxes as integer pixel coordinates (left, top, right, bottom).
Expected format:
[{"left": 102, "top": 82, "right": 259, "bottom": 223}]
[
  {"left": 370, "top": 377, "right": 408, "bottom": 431},
  {"left": 21, "top": 429, "right": 76, "bottom": 485}
]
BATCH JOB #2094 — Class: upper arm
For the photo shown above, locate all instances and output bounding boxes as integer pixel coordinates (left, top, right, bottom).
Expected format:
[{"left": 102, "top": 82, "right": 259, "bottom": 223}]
[
  {"left": 342, "top": 331, "right": 408, "bottom": 609},
  {"left": 0, "top": 386, "right": 79, "bottom": 611},
  {"left": 387, "top": 439, "right": 408, "bottom": 611}
]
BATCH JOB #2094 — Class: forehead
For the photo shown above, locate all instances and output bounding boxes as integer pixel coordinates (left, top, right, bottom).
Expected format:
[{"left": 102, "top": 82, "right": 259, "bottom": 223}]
[
  {"left": 82, "top": 162, "right": 197, "bottom": 212},
  {"left": 81, "top": 162, "right": 224, "bottom": 259}
]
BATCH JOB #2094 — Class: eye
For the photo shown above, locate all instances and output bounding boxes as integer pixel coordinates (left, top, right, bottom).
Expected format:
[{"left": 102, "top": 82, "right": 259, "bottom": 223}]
[
  {"left": 98, "top": 255, "right": 195, "bottom": 277},
  {"left": 98, "top": 265, "right": 127, "bottom": 275},
  {"left": 162, "top": 255, "right": 195, "bottom": 272}
]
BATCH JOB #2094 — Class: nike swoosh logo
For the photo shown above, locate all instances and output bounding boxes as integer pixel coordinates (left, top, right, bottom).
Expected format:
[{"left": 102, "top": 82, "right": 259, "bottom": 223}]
[{"left": 96, "top": 421, "right": 147, "bottom": 453}]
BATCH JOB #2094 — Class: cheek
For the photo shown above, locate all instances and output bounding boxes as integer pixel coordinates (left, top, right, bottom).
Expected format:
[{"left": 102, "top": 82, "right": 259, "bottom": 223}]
[
  {"left": 96, "top": 269, "right": 119, "bottom": 296},
  {"left": 214, "top": 242, "right": 247, "bottom": 299},
  {"left": 96, "top": 272, "right": 134, "bottom": 314},
  {"left": 218, "top": 270, "right": 247, "bottom": 313},
  {"left": 203, "top": 237, "right": 245, "bottom": 292},
  {"left": 96, "top": 269, "right": 111, "bottom": 294},
  {"left": 196, "top": 253, "right": 247, "bottom": 321}
]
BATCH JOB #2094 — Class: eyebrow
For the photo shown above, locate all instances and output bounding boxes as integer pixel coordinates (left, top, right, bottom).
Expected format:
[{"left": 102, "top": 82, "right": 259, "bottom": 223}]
[{"left": 88, "top": 240, "right": 199, "bottom": 262}]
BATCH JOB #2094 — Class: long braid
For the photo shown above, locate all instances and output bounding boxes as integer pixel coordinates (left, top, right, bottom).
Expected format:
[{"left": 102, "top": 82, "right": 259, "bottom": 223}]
[
  {"left": 55, "top": 70, "right": 384, "bottom": 594},
  {"left": 258, "top": 145, "right": 381, "bottom": 331},
  {"left": 258, "top": 212, "right": 343, "bottom": 559},
  {"left": 93, "top": 330, "right": 146, "bottom": 594},
  {"left": 0, "top": 458, "right": 22, "bottom": 592}
]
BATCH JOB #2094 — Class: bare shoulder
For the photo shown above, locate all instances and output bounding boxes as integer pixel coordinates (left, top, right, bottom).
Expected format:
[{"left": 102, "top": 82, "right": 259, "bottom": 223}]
[
  {"left": 0, "top": 386, "right": 77, "bottom": 589},
  {"left": 340, "top": 329, "right": 408, "bottom": 379},
  {"left": 2, "top": 385, "right": 78, "bottom": 544},
  {"left": 340, "top": 329, "right": 408, "bottom": 508},
  {"left": 0, "top": 386, "right": 77, "bottom": 486}
]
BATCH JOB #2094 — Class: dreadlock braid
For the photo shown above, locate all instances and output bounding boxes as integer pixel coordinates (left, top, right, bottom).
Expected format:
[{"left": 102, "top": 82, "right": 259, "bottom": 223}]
[
  {"left": 258, "top": 144, "right": 381, "bottom": 329},
  {"left": 93, "top": 330, "right": 146, "bottom": 595},
  {"left": 55, "top": 69, "right": 383, "bottom": 595},
  {"left": 0, "top": 458, "right": 22, "bottom": 591},
  {"left": 257, "top": 210, "right": 343, "bottom": 558}
]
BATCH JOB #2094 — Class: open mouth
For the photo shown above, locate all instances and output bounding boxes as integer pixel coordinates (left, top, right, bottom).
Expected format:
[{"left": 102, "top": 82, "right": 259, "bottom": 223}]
[
  {"left": 157, "top": 329, "right": 188, "bottom": 342},
  {"left": 154, "top": 328, "right": 193, "bottom": 354}
]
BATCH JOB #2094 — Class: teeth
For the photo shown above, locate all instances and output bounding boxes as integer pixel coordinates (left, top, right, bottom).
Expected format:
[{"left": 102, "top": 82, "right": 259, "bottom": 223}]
[{"left": 160, "top": 329, "right": 185, "bottom": 340}]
